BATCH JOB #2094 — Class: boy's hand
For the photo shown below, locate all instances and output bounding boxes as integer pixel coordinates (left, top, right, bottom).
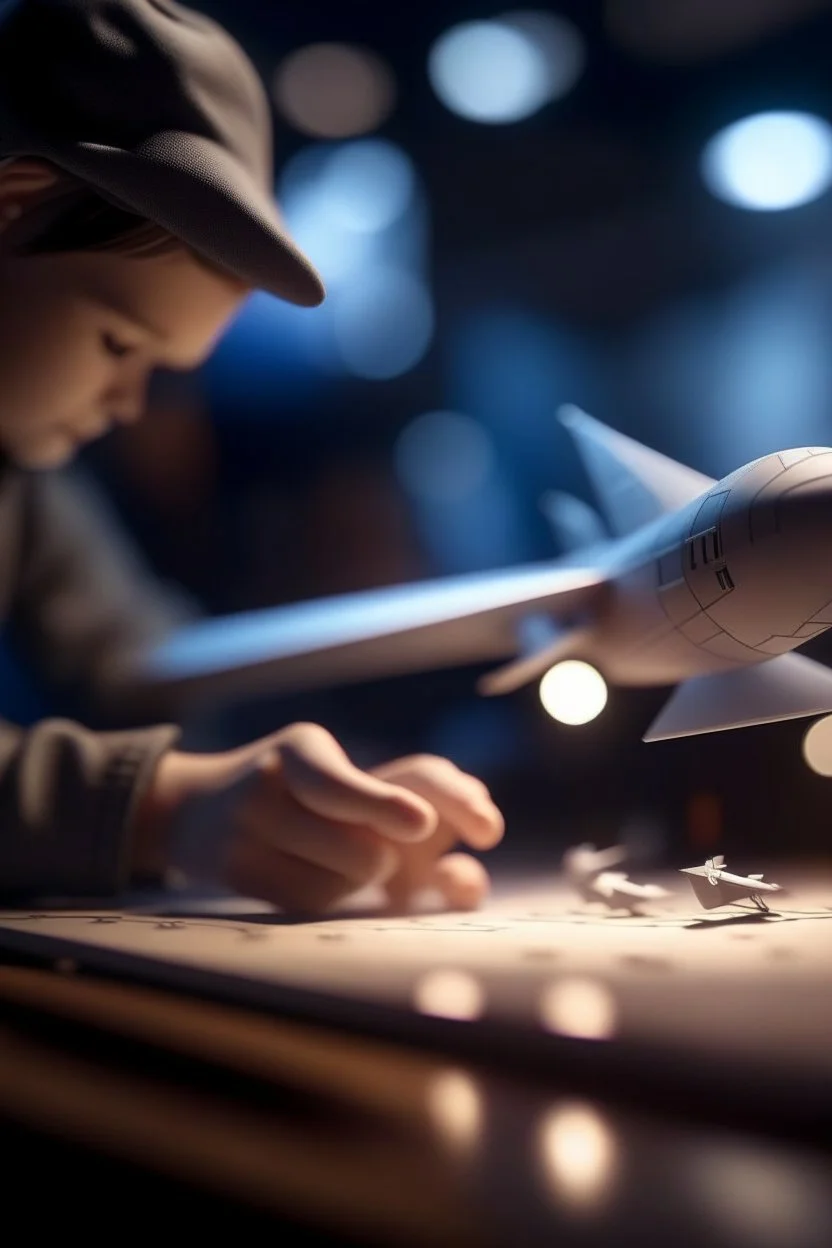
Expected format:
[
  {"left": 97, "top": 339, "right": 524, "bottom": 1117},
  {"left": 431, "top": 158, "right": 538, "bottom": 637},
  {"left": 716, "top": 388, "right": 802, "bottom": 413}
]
[
  {"left": 133, "top": 723, "right": 503, "bottom": 913},
  {"left": 370, "top": 754, "right": 503, "bottom": 910}
]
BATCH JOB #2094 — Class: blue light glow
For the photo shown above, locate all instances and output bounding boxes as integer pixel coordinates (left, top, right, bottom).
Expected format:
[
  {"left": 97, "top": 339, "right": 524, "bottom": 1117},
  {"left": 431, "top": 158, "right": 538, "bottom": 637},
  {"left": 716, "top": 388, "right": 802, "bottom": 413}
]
[
  {"left": 623, "top": 261, "right": 832, "bottom": 475},
  {"left": 201, "top": 291, "right": 337, "bottom": 402},
  {"left": 322, "top": 139, "right": 416, "bottom": 232},
  {"left": 210, "top": 138, "right": 430, "bottom": 394},
  {"left": 427, "top": 19, "right": 553, "bottom": 123},
  {"left": 279, "top": 140, "right": 421, "bottom": 289},
  {"left": 701, "top": 111, "right": 832, "bottom": 211},
  {"left": 279, "top": 146, "right": 378, "bottom": 287},
  {"left": 394, "top": 411, "right": 496, "bottom": 503},
  {"left": 333, "top": 268, "right": 434, "bottom": 379},
  {"left": 500, "top": 11, "right": 585, "bottom": 102}
]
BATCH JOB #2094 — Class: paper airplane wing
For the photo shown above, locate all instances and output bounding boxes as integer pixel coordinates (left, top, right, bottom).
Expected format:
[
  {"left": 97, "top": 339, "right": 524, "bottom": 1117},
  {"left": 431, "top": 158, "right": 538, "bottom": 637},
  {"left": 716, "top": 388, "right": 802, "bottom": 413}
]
[
  {"left": 644, "top": 652, "right": 832, "bottom": 742},
  {"left": 559, "top": 405, "right": 715, "bottom": 537},
  {"left": 139, "top": 562, "right": 608, "bottom": 703}
]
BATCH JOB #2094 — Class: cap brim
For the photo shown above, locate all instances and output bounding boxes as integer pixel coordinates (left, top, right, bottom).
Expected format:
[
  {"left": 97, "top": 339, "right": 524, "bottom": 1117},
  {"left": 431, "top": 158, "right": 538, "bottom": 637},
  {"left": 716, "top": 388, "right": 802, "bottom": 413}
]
[{"left": 43, "top": 131, "right": 325, "bottom": 307}]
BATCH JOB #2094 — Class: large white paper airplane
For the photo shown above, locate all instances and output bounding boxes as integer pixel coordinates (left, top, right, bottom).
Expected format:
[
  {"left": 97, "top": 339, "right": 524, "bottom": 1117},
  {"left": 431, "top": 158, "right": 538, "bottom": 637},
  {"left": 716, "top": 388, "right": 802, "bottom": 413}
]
[{"left": 139, "top": 406, "right": 832, "bottom": 741}]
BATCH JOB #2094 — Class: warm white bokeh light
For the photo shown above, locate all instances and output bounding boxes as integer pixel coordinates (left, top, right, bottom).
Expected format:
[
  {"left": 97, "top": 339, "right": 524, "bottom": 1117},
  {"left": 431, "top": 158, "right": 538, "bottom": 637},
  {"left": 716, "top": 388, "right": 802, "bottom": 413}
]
[
  {"left": 701, "top": 111, "right": 832, "bottom": 211},
  {"left": 802, "top": 714, "right": 832, "bottom": 776},
  {"left": 539, "top": 660, "right": 608, "bottom": 725},
  {"left": 413, "top": 969, "right": 486, "bottom": 1021},
  {"left": 538, "top": 1102, "right": 618, "bottom": 1209},
  {"left": 427, "top": 1069, "right": 484, "bottom": 1152},
  {"left": 540, "top": 977, "right": 617, "bottom": 1040},
  {"left": 694, "top": 1144, "right": 827, "bottom": 1247},
  {"left": 273, "top": 43, "right": 396, "bottom": 138}
]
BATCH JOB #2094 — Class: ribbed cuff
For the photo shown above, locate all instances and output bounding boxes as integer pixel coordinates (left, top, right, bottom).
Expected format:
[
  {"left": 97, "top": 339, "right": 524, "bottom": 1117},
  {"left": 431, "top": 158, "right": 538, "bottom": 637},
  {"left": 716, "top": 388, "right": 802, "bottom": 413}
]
[{"left": 96, "top": 725, "right": 182, "bottom": 893}]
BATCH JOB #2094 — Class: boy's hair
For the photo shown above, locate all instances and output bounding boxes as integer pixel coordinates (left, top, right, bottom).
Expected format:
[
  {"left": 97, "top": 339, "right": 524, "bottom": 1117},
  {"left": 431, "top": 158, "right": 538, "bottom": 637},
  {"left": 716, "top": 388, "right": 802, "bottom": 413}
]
[
  {"left": 5, "top": 164, "right": 224, "bottom": 268},
  {"left": 18, "top": 189, "right": 182, "bottom": 259}
]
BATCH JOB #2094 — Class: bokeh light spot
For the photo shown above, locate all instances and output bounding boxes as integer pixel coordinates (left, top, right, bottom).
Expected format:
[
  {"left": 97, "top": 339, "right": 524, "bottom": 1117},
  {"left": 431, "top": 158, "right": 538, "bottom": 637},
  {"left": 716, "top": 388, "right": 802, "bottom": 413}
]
[
  {"left": 538, "top": 1102, "right": 618, "bottom": 1209},
  {"left": 540, "top": 977, "right": 617, "bottom": 1040},
  {"left": 539, "top": 660, "right": 608, "bottom": 725},
  {"left": 413, "top": 969, "right": 486, "bottom": 1020},
  {"left": 273, "top": 42, "right": 395, "bottom": 138},
  {"left": 428, "top": 19, "right": 552, "bottom": 123},
  {"left": 701, "top": 111, "right": 832, "bottom": 211},
  {"left": 394, "top": 411, "right": 496, "bottom": 503},
  {"left": 802, "top": 714, "right": 832, "bottom": 776},
  {"left": 333, "top": 268, "right": 433, "bottom": 379}
]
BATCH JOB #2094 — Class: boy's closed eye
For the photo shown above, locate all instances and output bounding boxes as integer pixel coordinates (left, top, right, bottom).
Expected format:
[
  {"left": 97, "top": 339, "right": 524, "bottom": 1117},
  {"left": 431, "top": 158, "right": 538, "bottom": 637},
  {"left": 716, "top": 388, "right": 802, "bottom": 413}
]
[{"left": 100, "top": 331, "right": 135, "bottom": 359}]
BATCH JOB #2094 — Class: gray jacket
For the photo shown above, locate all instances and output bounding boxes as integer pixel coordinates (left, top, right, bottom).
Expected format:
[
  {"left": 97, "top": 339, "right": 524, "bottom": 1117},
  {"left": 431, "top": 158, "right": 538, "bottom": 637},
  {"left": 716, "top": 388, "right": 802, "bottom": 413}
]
[{"left": 0, "top": 458, "right": 193, "bottom": 899}]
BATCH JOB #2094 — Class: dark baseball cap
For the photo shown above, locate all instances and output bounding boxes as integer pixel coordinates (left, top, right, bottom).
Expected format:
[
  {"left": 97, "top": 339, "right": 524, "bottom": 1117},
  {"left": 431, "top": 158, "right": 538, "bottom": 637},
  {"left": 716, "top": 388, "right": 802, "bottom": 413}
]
[{"left": 0, "top": 0, "right": 325, "bottom": 306}]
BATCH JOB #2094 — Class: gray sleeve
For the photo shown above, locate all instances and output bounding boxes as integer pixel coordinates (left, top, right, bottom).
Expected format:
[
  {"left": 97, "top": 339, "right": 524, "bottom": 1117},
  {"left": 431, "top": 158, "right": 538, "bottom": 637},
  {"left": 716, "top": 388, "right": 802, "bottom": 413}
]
[
  {"left": 0, "top": 717, "right": 180, "bottom": 899},
  {"left": 5, "top": 464, "right": 200, "bottom": 723}
]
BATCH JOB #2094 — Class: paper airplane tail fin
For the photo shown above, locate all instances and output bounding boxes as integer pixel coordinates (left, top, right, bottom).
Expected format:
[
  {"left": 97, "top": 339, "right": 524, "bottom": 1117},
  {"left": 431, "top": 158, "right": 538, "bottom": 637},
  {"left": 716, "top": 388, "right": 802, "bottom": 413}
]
[
  {"left": 644, "top": 652, "right": 832, "bottom": 742},
  {"left": 558, "top": 405, "right": 715, "bottom": 537}
]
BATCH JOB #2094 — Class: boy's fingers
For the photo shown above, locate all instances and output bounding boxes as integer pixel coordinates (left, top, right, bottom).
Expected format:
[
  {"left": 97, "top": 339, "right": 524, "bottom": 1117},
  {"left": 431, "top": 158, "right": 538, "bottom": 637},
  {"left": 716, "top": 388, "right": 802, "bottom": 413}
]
[
  {"left": 385, "top": 851, "right": 490, "bottom": 912},
  {"left": 226, "top": 833, "right": 355, "bottom": 914},
  {"left": 373, "top": 756, "right": 504, "bottom": 850},
  {"left": 431, "top": 852, "right": 491, "bottom": 910},
  {"left": 240, "top": 788, "right": 400, "bottom": 888},
  {"left": 269, "top": 723, "right": 437, "bottom": 842}
]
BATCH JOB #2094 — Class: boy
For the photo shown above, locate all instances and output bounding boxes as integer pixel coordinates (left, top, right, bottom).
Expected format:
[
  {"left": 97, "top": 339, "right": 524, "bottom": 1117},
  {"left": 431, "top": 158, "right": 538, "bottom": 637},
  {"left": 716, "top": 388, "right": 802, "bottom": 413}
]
[{"left": 0, "top": 0, "right": 503, "bottom": 912}]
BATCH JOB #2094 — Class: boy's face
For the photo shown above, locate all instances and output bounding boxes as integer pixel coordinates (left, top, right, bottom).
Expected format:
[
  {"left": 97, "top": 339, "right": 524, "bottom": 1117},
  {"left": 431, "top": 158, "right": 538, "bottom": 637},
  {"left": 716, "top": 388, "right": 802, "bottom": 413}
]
[{"left": 0, "top": 246, "right": 250, "bottom": 470}]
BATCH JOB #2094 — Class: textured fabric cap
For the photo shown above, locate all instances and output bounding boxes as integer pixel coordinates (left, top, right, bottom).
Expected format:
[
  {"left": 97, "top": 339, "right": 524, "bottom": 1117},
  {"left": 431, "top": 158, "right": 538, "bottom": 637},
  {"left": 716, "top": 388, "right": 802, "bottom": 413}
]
[{"left": 0, "top": 0, "right": 325, "bottom": 305}]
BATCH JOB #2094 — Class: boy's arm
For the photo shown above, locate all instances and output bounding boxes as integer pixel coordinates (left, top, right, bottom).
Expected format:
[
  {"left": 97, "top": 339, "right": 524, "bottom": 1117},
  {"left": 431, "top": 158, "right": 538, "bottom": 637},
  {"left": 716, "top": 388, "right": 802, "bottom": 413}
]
[
  {"left": 5, "top": 464, "right": 200, "bottom": 723},
  {"left": 0, "top": 465, "right": 192, "bottom": 897},
  {"left": 0, "top": 716, "right": 179, "bottom": 898}
]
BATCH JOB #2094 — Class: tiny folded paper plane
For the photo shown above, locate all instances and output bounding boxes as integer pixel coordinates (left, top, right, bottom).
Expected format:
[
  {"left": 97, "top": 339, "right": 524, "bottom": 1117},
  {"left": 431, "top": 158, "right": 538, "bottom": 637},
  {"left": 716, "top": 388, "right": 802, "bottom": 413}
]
[
  {"left": 139, "top": 406, "right": 832, "bottom": 741},
  {"left": 562, "top": 843, "right": 670, "bottom": 912},
  {"left": 680, "top": 855, "right": 782, "bottom": 912}
]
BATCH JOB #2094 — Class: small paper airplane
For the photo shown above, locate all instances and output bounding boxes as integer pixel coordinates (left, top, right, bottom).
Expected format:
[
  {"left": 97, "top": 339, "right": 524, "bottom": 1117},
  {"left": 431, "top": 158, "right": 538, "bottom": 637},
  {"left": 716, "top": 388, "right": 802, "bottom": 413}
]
[
  {"left": 562, "top": 843, "right": 670, "bottom": 913},
  {"left": 680, "top": 855, "right": 782, "bottom": 912},
  {"left": 139, "top": 407, "right": 832, "bottom": 742}
]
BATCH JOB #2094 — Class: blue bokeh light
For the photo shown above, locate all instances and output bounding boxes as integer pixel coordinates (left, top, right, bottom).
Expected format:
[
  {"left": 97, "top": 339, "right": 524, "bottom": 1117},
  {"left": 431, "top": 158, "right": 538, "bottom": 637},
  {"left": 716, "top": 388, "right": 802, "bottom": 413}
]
[
  {"left": 428, "top": 19, "right": 553, "bottom": 123},
  {"left": 322, "top": 139, "right": 416, "bottom": 233},
  {"left": 500, "top": 11, "right": 585, "bottom": 101},
  {"left": 333, "top": 268, "right": 434, "bottom": 379},
  {"left": 279, "top": 143, "right": 403, "bottom": 287},
  {"left": 701, "top": 111, "right": 832, "bottom": 211},
  {"left": 622, "top": 260, "right": 832, "bottom": 475},
  {"left": 206, "top": 137, "right": 431, "bottom": 399},
  {"left": 394, "top": 411, "right": 496, "bottom": 503},
  {"left": 279, "top": 179, "right": 377, "bottom": 288}
]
